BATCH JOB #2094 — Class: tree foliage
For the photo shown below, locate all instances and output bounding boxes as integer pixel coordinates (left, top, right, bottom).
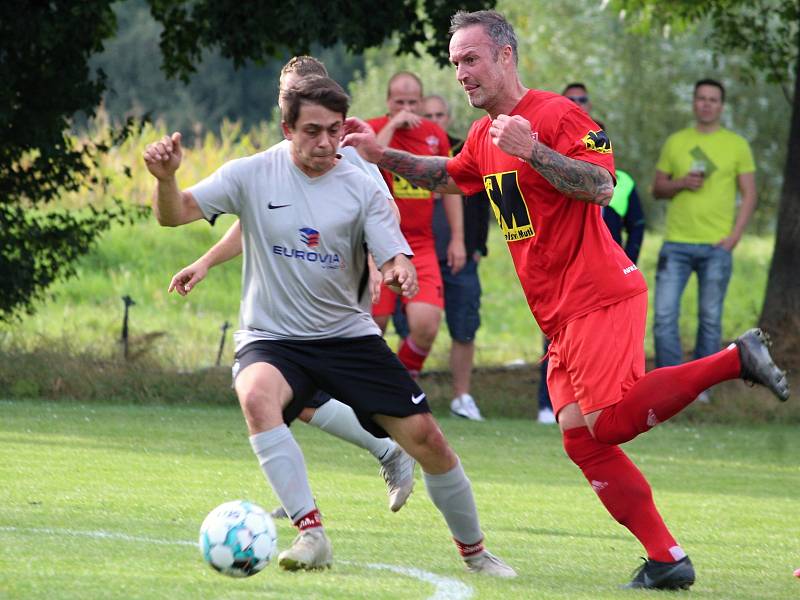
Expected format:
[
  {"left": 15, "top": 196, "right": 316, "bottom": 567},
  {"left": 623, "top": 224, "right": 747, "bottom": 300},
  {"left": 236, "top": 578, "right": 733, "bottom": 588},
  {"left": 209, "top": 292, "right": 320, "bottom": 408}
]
[
  {"left": 0, "top": 1, "right": 139, "bottom": 321},
  {"left": 148, "top": 0, "right": 493, "bottom": 80},
  {"left": 91, "top": 1, "right": 366, "bottom": 137}
]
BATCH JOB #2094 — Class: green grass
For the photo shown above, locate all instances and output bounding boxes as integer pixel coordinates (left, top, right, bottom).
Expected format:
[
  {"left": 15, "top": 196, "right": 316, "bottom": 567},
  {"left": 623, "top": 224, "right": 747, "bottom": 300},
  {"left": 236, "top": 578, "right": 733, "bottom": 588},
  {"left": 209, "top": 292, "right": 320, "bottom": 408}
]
[{"left": 1, "top": 400, "right": 799, "bottom": 599}]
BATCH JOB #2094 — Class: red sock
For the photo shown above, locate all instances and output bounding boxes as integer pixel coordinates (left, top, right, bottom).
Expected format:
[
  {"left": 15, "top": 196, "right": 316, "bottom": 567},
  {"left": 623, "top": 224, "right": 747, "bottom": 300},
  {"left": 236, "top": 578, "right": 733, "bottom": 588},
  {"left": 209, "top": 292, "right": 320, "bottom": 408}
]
[
  {"left": 397, "top": 337, "right": 429, "bottom": 377},
  {"left": 294, "top": 508, "right": 323, "bottom": 531},
  {"left": 593, "top": 344, "right": 741, "bottom": 445},
  {"left": 563, "top": 427, "right": 684, "bottom": 563},
  {"left": 454, "top": 537, "right": 485, "bottom": 558}
]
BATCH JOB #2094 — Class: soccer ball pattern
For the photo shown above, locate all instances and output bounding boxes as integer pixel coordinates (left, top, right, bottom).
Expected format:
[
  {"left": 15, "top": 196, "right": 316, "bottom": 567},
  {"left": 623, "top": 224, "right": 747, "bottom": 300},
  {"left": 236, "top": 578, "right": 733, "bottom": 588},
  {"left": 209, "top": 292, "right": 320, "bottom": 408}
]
[{"left": 199, "top": 500, "right": 277, "bottom": 577}]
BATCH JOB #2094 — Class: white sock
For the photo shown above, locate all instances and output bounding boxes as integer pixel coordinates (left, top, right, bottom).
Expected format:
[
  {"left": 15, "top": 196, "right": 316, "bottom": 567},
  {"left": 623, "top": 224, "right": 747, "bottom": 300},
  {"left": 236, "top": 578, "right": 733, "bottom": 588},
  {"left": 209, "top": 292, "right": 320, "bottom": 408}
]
[
  {"left": 308, "top": 398, "right": 396, "bottom": 461},
  {"left": 424, "top": 459, "right": 483, "bottom": 548},
  {"left": 249, "top": 425, "right": 316, "bottom": 523}
]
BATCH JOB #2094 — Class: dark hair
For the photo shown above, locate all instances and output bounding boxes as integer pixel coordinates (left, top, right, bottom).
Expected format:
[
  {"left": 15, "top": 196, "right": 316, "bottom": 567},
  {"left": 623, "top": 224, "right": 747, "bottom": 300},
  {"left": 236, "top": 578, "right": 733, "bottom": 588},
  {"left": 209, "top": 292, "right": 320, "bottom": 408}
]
[
  {"left": 281, "top": 76, "right": 350, "bottom": 129},
  {"left": 450, "top": 10, "right": 518, "bottom": 66},
  {"left": 280, "top": 56, "right": 327, "bottom": 80},
  {"left": 694, "top": 78, "right": 725, "bottom": 102},
  {"left": 387, "top": 71, "right": 423, "bottom": 99},
  {"left": 562, "top": 82, "right": 588, "bottom": 95}
]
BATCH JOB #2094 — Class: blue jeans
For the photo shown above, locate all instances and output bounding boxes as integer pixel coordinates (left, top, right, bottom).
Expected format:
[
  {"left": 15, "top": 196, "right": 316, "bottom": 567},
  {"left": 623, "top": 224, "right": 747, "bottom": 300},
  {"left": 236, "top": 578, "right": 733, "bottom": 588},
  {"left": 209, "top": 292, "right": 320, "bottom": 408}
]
[{"left": 653, "top": 242, "right": 733, "bottom": 367}]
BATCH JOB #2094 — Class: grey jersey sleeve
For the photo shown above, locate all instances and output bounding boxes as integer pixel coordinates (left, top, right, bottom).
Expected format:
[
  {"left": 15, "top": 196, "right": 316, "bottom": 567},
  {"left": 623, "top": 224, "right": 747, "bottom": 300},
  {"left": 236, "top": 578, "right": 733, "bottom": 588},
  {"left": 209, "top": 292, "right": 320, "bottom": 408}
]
[
  {"left": 187, "top": 159, "right": 243, "bottom": 223},
  {"left": 363, "top": 187, "right": 413, "bottom": 268}
]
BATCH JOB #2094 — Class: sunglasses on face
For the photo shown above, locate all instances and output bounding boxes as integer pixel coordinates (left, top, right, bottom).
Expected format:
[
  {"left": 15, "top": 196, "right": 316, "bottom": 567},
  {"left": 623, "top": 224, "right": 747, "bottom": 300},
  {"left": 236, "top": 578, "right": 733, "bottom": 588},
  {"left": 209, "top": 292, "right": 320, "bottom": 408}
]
[{"left": 567, "top": 95, "right": 589, "bottom": 105}]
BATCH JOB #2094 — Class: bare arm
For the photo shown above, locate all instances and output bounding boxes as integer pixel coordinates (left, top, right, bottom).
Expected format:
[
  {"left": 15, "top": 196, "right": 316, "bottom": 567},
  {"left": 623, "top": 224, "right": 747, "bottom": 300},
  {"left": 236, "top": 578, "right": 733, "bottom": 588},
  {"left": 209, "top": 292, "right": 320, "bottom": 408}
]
[
  {"left": 379, "top": 150, "right": 462, "bottom": 194},
  {"left": 653, "top": 169, "right": 703, "bottom": 199},
  {"left": 342, "top": 117, "right": 462, "bottom": 194},
  {"left": 442, "top": 193, "right": 466, "bottom": 274},
  {"left": 717, "top": 172, "right": 757, "bottom": 251},
  {"left": 143, "top": 132, "right": 204, "bottom": 226},
  {"left": 168, "top": 220, "right": 243, "bottom": 295},
  {"left": 489, "top": 115, "right": 613, "bottom": 206},
  {"left": 527, "top": 142, "right": 614, "bottom": 206}
]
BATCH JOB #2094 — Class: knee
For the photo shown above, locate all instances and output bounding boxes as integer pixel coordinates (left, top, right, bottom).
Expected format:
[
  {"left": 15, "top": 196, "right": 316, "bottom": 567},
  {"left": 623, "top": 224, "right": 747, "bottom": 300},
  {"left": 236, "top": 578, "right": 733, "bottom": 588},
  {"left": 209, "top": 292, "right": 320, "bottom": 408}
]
[
  {"left": 413, "top": 420, "right": 449, "bottom": 452},
  {"left": 236, "top": 386, "right": 280, "bottom": 431},
  {"left": 411, "top": 320, "right": 440, "bottom": 346}
]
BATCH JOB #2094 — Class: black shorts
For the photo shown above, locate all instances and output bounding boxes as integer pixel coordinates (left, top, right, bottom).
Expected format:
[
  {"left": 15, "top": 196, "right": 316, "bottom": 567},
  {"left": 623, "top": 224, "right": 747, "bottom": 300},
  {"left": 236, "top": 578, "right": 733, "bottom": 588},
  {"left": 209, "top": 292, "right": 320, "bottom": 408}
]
[{"left": 233, "top": 335, "right": 430, "bottom": 437}]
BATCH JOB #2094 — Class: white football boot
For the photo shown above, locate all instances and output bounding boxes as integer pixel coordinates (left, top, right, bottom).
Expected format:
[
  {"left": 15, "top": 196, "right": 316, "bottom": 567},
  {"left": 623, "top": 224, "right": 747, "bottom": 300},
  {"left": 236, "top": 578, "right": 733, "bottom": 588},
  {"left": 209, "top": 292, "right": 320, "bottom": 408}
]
[
  {"left": 277, "top": 528, "right": 333, "bottom": 571},
  {"left": 379, "top": 446, "right": 416, "bottom": 512}
]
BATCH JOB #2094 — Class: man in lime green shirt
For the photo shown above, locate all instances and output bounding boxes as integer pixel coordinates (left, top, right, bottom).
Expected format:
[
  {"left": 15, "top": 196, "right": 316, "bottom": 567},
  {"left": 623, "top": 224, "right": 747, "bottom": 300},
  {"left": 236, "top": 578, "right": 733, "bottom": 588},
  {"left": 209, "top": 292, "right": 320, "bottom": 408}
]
[{"left": 652, "top": 79, "right": 757, "bottom": 377}]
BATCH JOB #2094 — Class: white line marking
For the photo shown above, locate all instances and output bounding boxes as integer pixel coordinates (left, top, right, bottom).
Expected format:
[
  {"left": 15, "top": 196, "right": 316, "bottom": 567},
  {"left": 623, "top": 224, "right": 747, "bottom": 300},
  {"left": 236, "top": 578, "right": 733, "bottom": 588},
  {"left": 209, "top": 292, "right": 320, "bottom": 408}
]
[
  {"left": 0, "top": 525, "right": 197, "bottom": 546},
  {"left": 0, "top": 526, "right": 474, "bottom": 600},
  {"left": 347, "top": 561, "right": 473, "bottom": 600}
]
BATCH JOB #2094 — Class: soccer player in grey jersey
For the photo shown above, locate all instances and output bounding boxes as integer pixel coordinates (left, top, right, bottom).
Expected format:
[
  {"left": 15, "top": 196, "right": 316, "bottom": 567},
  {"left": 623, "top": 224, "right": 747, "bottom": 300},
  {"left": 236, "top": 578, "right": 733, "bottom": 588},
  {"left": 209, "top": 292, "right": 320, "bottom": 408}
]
[
  {"left": 144, "top": 76, "right": 515, "bottom": 576},
  {"left": 168, "top": 56, "right": 416, "bottom": 515}
]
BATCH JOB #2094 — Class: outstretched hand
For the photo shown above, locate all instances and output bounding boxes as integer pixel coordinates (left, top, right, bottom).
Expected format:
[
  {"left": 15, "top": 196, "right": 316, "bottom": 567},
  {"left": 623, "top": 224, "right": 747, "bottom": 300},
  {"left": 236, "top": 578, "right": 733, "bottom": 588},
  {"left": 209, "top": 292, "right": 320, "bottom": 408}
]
[
  {"left": 342, "top": 117, "right": 384, "bottom": 163},
  {"left": 143, "top": 132, "right": 183, "bottom": 180},
  {"left": 168, "top": 260, "right": 209, "bottom": 297}
]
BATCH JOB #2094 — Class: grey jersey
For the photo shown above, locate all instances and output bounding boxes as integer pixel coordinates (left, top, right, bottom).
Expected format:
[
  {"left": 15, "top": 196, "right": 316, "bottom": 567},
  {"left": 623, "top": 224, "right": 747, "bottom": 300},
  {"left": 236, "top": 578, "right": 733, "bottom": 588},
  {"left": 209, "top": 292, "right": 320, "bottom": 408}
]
[
  {"left": 189, "top": 140, "right": 411, "bottom": 349},
  {"left": 339, "top": 145, "right": 392, "bottom": 201}
]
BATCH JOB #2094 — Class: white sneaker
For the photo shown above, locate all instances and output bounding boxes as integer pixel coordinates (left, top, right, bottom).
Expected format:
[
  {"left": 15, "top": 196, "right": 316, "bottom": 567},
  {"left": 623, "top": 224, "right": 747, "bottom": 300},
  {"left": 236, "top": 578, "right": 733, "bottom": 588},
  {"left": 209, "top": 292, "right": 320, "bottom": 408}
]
[
  {"left": 450, "top": 393, "right": 485, "bottom": 421},
  {"left": 464, "top": 550, "right": 517, "bottom": 578},
  {"left": 379, "top": 446, "right": 415, "bottom": 512},
  {"left": 537, "top": 408, "right": 556, "bottom": 424},
  {"left": 277, "top": 528, "right": 333, "bottom": 571}
]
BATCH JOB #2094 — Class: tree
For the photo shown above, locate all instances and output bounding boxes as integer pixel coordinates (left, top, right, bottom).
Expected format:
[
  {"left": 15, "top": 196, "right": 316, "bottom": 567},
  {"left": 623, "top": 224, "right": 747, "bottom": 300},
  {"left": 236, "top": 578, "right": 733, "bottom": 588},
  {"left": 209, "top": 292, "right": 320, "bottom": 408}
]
[
  {"left": 0, "top": 1, "right": 137, "bottom": 322},
  {"left": 1, "top": 0, "right": 494, "bottom": 322},
  {"left": 617, "top": 0, "right": 800, "bottom": 361}
]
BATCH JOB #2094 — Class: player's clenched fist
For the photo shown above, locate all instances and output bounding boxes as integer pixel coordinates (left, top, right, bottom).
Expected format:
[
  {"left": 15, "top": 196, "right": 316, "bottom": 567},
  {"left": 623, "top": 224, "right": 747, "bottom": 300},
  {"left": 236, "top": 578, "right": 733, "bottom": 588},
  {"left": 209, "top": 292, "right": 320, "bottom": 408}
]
[
  {"left": 489, "top": 114, "right": 535, "bottom": 160},
  {"left": 143, "top": 132, "right": 183, "bottom": 180}
]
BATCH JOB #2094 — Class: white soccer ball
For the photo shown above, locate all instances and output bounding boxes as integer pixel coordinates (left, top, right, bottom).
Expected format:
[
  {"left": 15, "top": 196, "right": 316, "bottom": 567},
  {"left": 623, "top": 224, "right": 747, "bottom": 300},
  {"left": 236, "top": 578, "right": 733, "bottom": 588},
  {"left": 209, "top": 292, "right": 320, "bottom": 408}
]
[{"left": 199, "top": 500, "right": 277, "bottom": 577}]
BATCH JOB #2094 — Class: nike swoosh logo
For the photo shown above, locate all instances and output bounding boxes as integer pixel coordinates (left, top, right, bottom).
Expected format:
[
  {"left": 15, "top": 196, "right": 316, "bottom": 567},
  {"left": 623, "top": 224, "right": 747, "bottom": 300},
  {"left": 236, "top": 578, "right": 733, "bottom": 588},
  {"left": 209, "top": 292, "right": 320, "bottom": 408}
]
[
  {"left": 411, "top": 393, "right": 426, "bottom": 405},
  {"left": 268, "top": 202, "right": 291, "bottom": 209}
]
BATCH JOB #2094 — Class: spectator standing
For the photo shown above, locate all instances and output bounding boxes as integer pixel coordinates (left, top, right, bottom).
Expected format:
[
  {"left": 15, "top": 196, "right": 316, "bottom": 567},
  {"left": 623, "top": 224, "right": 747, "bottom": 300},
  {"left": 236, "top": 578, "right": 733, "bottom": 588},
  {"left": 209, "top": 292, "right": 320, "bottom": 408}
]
[
  {"left": 652, "top": 79, "right": 757, "bottom": 400},
  {"left": 368, "top": 73, "right": 467, "bottom": 379},
  {"left": 394, "top": 94, "right": 491, "bottom": 421}
]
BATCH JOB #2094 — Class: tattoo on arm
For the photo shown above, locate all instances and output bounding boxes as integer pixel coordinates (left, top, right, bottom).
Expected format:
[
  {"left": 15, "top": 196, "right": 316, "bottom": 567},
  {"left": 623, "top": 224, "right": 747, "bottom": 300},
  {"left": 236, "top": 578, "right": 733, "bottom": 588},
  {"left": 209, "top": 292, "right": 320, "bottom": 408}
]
[
  {"left": 529, "top": 143, "right": 614, "bottom": 206},
  {"left": 379, "top": 149, "right": 451, "bottom": 192}
]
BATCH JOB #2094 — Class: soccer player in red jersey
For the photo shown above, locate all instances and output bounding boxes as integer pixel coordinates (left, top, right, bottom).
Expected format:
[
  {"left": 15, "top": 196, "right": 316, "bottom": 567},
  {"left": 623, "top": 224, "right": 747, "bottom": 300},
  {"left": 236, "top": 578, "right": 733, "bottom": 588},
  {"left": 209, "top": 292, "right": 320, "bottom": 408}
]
[
  {"left": 344, "top": 9, "right": 790, "bottom": 591},
  {"left": 368, "top": 72, "right": 466, "bottom": 378}
]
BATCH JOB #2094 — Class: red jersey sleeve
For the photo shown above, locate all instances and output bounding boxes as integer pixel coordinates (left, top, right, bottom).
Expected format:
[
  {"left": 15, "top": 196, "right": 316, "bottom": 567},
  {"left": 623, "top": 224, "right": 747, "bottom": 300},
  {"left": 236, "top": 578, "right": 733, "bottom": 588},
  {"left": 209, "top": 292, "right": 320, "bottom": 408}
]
[
  {"left": 446, "top": 119, "right": 487, "bottom": 196},
  {"left": 552, "top": 109, "right": 616, "bottom": 181}
]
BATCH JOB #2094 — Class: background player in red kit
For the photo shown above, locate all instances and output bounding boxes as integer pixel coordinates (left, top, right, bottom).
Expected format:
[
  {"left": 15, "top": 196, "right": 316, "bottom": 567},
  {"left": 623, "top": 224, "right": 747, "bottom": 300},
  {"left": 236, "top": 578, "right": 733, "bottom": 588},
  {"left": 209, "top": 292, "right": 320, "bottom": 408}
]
[
  {"left": 344, "top": 9, "right": 790, "bottom": 591},
  {"left": 368, "top": 72, "right": 466, "bottom": 378}
]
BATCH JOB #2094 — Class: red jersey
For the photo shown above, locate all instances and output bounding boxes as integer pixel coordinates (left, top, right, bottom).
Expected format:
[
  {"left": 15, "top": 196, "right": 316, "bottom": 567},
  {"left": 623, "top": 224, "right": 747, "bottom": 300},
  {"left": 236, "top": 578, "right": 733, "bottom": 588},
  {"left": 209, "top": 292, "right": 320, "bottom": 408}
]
[
  {"left": 367, "top": 116, "right": 450, "bottom": 248},
  {"left": 447, "top": 89, "right": 647, "bottom": 337}
]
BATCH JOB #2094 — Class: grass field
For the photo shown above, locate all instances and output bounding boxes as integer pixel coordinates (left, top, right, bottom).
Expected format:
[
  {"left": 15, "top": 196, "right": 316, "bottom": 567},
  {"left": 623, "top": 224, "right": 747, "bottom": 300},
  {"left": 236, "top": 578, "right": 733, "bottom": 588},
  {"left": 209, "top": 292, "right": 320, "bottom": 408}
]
[{"left": 2, "top": 400, "right": 799, "bottom": 599}]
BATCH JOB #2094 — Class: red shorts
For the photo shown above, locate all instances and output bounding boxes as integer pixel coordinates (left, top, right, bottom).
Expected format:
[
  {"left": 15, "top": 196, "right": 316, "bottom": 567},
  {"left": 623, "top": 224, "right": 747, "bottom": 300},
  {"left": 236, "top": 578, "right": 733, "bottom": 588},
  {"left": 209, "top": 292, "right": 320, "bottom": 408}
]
[
  {"left": 547, "top": 292, "right": 647, "bottom": 417},
  {"left": 372, "top": 246, "right": 443, "bottom": 316}
]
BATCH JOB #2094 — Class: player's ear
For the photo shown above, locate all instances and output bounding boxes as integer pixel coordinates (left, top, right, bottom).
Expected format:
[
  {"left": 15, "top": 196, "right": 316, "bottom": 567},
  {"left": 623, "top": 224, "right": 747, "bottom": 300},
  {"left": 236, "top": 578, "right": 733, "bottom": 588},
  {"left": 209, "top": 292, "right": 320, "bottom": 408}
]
[{"left": 281, "top": 121, "right": 293, "bottom": 140}]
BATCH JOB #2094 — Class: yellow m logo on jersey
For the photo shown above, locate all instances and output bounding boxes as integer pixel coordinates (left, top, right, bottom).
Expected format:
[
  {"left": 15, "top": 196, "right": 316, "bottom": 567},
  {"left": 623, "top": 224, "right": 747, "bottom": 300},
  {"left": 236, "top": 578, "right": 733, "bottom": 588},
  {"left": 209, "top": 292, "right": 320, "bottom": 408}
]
[{"left": 483, "top": 171, "right": 534, "bottom": 242}]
